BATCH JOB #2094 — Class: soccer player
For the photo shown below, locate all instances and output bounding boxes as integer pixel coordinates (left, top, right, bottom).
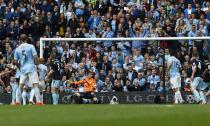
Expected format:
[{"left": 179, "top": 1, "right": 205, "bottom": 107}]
[
  {"left": 46, "top": 55, "right": 64, "bottom": 105},
  {"left": 167, "top": 49, "right": 184, "bottom": 104},
  {"left": 13, "top": 34, "right": 42, "bottom": 105},
  {"left": 38, "top": 58, "right": 47, "bottom": 103},
  {"left": 190, "top": 52, "right": 206, "bottom": 104},
  {"left": 30, "top": 58, "right": 47, "bottom": 104},
  {"left": 204, "top": 59, "right": 210, "bottom": 96},
  {"left": 70, "top": 70, "right": 98, "bottom": 104}
]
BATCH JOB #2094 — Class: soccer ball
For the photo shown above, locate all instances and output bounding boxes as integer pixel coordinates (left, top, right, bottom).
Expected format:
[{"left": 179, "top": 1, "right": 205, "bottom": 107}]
[{"left": 185, "top": 78, "right": 192, "bottom": 85}]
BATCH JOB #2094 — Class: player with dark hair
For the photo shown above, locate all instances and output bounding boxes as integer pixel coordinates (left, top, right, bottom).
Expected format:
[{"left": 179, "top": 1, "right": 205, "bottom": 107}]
[
  {"left": 46, "top": 55, "right": 64, "bottom": 105},
  {"left": 70, "top": 70, "right": 99, "bottom": 104},
  {"left": 13, "top": 34, "right": 42, "bottom": 105},
  {"left": 167, "top": 49, "right": 184, "bottom": 104},
  {"left": 190, "top": 52, "right": 206, "bottom": 104}
]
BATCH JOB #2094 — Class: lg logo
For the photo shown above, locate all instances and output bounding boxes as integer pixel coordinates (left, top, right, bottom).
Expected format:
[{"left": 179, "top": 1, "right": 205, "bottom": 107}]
[{"left": 62, "top": 95, "right": 73, "bottom": 104}]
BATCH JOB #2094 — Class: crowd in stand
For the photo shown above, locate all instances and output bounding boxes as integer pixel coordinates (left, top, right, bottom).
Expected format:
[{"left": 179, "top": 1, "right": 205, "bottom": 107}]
[{"left": 0, "top": 0, "right": 210, "bottom": 94}]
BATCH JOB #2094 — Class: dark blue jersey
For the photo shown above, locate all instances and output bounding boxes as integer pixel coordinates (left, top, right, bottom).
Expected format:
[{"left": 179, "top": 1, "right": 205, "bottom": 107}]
[
  {"left": 51, "top": 60, "right": 64, "bottom": 80},
  {"left": 187, "top": 66, "right": 192, "bottom": 78},
  {"left": 203, "top": 63, "right": 210, "bottom": 82},
  {"left": 192, "top": 59, "right": 205, "bottom": 77}
]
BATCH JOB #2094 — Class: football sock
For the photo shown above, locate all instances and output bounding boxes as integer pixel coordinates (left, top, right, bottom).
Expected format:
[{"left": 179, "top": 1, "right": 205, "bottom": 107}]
[
  {"left": 29, "top": 88, "right": 35, "bottom": 103},
  {"left": 199, "top": 91, "right": 206, "bottom": 103},
  {"left": 40, "top": 92, "right": 43, "bottom": 103},
  {"left": 16, "top": 87, "right": 22, "bottom": 104},
  {"left": 52, "top": 93, "right": 57, "bottom": 105},
  {"left": 12, "top": 83, "right": 18, "bottom": 104},
  {"left": 174, "top": 92, "right": 179, "bottom": 104},
  {"left": 22, "top": 90, "right": 27, "bottom": 105},
  {"left": 56, "top": 93, "right": 59, "bottom": 104},
  {"left": 34, "top": 85, "right": 41, "bottom": 103},
  {"left": 192, "top": 90, "right": 201, "bottom": 103},
  {"left": 176, "top": 90, "right": 184, "bottom": 102}
]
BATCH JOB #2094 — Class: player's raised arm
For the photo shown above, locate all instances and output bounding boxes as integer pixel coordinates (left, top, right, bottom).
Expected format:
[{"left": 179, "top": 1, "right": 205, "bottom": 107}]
[{"left": 73, "top": 80, "right": 84, "bottom": 85}]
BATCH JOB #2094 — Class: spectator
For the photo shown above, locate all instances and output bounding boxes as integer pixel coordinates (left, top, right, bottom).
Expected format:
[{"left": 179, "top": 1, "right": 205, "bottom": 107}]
[
  {"left": 147, "top": 69, "right": 160, "bottom": 91},
  {"left": 133, "top": 71, "right": 146, "bottom": 91},
  {"left": 125, "top": 63, "right": 138, "bottom": 83},
  {"left": 112, "top": 79, "right": 123, "bottom": 92},
  {"left": 184, "top": 4, "right": 196, "bottom": 18},
  {"left": 102, "top": 26, "right": 114, "bottom": 47},
  {"left": 188, "top": 24, "right": 197, "bottom": 45},
  {"left": 31, "top": 16, "right": 44, "bottom": 41},
  {"left": 103, "top": 77, "right": 113, "bottom": 92},
  {"left": 74, "top": 0, "right": 85, "bottom": 17}
]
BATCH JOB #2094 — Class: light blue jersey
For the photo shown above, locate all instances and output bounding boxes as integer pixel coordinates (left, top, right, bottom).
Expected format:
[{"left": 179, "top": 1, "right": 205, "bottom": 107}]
[
  {"left": 168, "top": 56, "right": 181, "bottom": 78},
  {"left": 133, "top": 55, "right": 144, "bottom": 66},
  {"left": 14, "top": 43, "right": 37, "bottom": 75},
  {"left": 15, "top": 68, "right": 21, "bottom": 78},
  {"left": 38, "top": 64, "right": 47, "bottom": 81}
]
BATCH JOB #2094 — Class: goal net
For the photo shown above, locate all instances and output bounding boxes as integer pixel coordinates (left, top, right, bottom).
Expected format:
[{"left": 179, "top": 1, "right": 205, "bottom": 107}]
[{"left": 39, "top": 37, "right": 210, "bottom": 103}]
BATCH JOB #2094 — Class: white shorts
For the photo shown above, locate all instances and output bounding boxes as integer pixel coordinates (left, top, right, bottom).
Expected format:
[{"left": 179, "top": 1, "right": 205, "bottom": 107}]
[
  {"left": 19, "top": 71, "right": 39, "bottom": 87},
  {"left": 191, "top": 77, "right": 206, "bottom": 90},
  {"left": 170, "top": 76, "right": 181, "bottom": 89},
  {"left": 51, "top": 80, "right": 61, "bottom": 88}
]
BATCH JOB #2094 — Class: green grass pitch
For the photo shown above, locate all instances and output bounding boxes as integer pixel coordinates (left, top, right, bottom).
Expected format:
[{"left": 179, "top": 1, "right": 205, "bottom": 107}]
[{"left": 0, "top": 104, "right": 210, "bottom": 126}]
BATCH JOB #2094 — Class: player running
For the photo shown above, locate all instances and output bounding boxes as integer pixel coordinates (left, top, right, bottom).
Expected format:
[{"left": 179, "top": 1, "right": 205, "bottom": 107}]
[
  {"left": 167, "top": 49, "right": 184, "bottom": 104},
  {"left": 190, "top": 52, "right": 206, "bottom": 104},
  {"left": 13, "top": 34, "right": 42, "bottom": 105}
]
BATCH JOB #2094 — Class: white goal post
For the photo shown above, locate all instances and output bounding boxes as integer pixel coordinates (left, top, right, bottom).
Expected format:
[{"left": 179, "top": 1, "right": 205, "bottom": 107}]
[{"left": 39, "top": 37, "right": 210, "bottom": 58}]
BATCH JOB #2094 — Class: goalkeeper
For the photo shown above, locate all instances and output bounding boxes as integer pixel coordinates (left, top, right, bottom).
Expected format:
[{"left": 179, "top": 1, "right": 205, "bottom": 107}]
[{"left": 69, "top": 70, "right": 99, "bottom": 103}]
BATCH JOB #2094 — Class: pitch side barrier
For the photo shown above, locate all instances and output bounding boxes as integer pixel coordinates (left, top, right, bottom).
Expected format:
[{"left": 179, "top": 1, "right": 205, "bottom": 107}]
[{"left": 0, "top": 92, "right": 209, "bottom": 104}]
